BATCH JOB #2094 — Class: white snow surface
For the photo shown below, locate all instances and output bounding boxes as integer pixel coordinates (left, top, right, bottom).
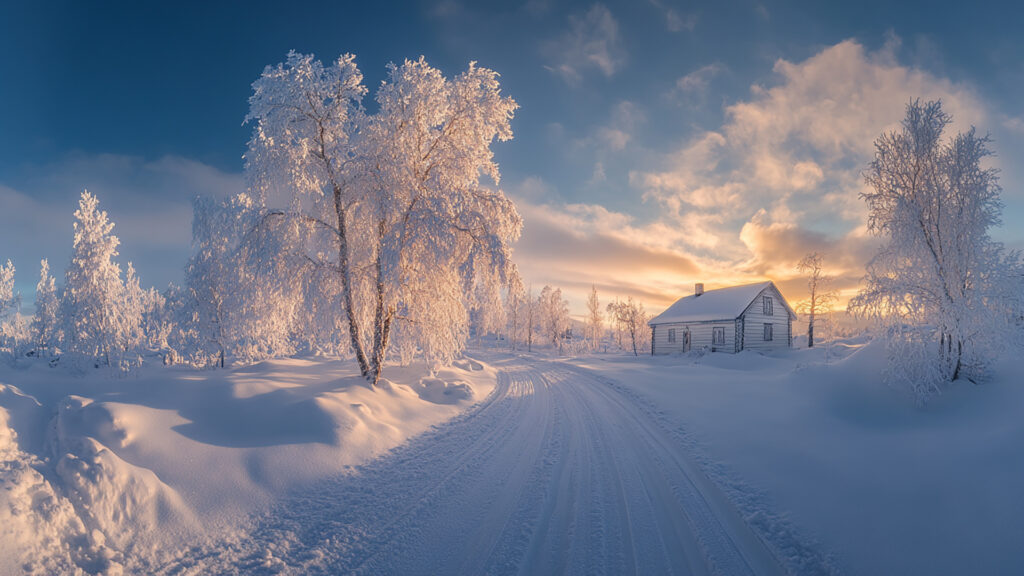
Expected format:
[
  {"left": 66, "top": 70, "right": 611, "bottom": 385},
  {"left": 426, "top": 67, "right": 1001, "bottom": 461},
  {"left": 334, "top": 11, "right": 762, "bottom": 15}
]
[
  {"left": 0, "top": 357, "right": 495, "bottom": 574},
  {"left": 3, "top": 340, "right": 1024, "bottom": 574},
  {"left": 567, "top": 341, "right": 1024, "bottom": 575}
]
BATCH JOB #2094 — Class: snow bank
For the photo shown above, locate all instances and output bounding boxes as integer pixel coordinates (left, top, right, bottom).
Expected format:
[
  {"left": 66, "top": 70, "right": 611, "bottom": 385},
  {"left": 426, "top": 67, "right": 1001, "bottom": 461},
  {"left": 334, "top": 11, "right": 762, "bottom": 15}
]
[
  {"left": 0, "top": 405, "right": 117, "bottom": 575},
  {"left": 50, "top": 396, "right": 200, "bottom": 554},
  {"left": 0, "top": 355, "right": 496, "bottom": 571}
]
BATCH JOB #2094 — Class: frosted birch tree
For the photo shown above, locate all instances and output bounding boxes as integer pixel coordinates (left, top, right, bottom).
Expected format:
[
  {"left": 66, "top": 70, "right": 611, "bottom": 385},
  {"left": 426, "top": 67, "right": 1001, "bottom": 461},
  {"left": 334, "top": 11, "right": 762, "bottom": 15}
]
[
  {"left": 244, "top": 51, "right": 368, "bottom": 371},
  {"left": 585, "top": 285, "right": 603, "bottom": 350},
  {"left": 849, "top": 99, "right": 1022, "bottom": 398},
  {"left": 504, "top": 268, "right": 525, "bottom": 351},
  {"left": 796, "top": 252, "right": 837, "bottom": 348},
  {"left": 538, "top": 285, "right": 570, "bottom": 354},
  {"left": 525, "top": 285, "right": 536, "bottom": 352},
  {"left": 608, "top": 297, "right": 648, "bottom": 356},
  {"left": 243, "top": 51, "right": 520, "bottom": 384}
]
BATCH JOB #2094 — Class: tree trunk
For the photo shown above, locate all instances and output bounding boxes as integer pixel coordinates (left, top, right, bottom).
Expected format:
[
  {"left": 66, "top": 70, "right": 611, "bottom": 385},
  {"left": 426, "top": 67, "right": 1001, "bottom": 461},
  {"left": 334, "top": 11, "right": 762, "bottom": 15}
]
[
  {"left": 333, "top": 188, "right": 371, "bottom": 377},
  {"left": 807, "top": 310, "right": 815, "bottom": 348},
  {"left": 369, "top": 230, "right": 392, "bottom": 386}
]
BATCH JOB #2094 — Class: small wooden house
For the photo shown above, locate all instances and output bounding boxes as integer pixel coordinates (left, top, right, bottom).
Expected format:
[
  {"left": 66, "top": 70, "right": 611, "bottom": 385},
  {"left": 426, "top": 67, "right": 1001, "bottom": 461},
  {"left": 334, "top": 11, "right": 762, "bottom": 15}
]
[{"left": 649, "top": 281, "right": 796, "bottom": 354}]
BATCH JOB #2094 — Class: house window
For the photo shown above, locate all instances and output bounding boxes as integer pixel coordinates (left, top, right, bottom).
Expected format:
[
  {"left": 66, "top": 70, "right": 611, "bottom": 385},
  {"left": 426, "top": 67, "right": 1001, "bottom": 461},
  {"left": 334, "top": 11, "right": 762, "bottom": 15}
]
[
  {"left": 763, "top": 295, "right": 773, "bottom": 316},
  {"left": 713, "top": 327, "right": 725, "bottom": 346},
  {"left": 668, "top": 328, "right": 676, "bottom": 343},
  {"left": 764, "top": 323, "right": 773, "bottom": 341}
]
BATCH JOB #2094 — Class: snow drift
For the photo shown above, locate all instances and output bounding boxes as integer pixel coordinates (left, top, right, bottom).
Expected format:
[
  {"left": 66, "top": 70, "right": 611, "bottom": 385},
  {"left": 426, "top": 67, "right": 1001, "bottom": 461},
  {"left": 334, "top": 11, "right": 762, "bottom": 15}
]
[{"left": 0, "top": 356, "right": 496, "bottom": 574}]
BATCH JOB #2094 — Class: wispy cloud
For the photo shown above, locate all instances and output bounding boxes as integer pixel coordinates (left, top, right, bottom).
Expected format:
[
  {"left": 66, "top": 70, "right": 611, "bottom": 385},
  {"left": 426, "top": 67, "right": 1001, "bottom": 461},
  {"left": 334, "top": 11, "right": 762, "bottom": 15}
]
[
  {"left": 671, "top": 62, "right": 727, "bottom": 107},
  {"left": 542, "top": 4, "right": 626, "bottom": 85},
  {"left": 510, "top": 189, "right": 701, "bottom": 309},
  {"left": 586, "top": 101, "right": 645, "bottom": 153},
  {"left": 649, "top": 0, "right": 696, "bottom": 32}
]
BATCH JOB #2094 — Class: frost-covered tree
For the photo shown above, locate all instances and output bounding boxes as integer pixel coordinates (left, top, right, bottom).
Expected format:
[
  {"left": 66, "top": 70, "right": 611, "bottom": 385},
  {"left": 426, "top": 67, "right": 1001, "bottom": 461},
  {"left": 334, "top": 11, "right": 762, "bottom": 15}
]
[
  {"left": 186, "top": 195, "right": 242, "bottom": 366},
  {"left": 585, "top": 285, "right": 604, "bottom": 351},
  {"left": 538, "top": 285, "right": 570, "bottom": 354},
  {"left": 243, "top": 51, "right": 521, "bottom": 383},
  {"left": 525, "top": 284, "right": 536, "bottom": 352},
  {"left": 796, "top": 252, "right": 838, "bottom": 348},
  {"left": 60, "top": 191, "right": 138, "bottom": 367},
  {"left": 122, "top": 264, "right": 171, "bottom": 361},
  {"left": 30, "top": 259, "right": 59, "bottom": 356},
  {"left": 0, "top": 260, "right": 18, "bottom": 326},
  {"left": 0, "top": 260, "right": 24, "bottom": 358},
  {"left": 504, "top": 268, "right": 525, "bottom": 351},
  {"left": 243, "top": 52, "right": 365, "bottom": 369},
  {"left": 471, "top": 265, "right": 507, "bottom": 343},
  {"left": 607, "top": 297, "right": 649, "bottom": 356},
  {"left": 849, "top": 99, "right": 1022, "bottom": 397}
]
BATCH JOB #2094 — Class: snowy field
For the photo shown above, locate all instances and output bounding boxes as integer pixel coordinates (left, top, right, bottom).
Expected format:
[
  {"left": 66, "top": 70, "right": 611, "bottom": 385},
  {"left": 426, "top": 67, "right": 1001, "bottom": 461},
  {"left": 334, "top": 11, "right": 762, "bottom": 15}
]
[
  {"left": 568, "top": 341, "right": 1024, "bottom": 575},
  {"left": 3, "top": 339, "right": 1024, "bottom": 574},
  {"left": 0, "top": 357, "right": 495, "bottom": 574}
]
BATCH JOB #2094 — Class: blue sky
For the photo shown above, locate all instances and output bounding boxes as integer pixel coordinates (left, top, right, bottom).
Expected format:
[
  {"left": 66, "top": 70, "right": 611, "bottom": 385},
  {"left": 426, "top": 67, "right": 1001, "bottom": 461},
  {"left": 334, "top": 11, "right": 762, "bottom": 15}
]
[{"left": 2, "top": 0, "right": 1023, "bottom": 312}]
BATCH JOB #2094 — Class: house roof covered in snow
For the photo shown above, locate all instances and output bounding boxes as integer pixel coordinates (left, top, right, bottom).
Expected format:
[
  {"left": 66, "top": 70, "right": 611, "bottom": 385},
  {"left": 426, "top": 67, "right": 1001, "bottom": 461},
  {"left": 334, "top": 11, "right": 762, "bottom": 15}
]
[{"left": 648, "top": 281, "right": 796, "bottom": 325}]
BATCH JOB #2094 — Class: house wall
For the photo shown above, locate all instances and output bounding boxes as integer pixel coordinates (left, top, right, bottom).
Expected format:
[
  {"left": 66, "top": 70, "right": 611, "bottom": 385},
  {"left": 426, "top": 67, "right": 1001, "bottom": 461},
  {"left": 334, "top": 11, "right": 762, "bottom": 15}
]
[
  {"left": 651, "top": 321, "right": 738, "bottom": 355},
  {"left": 740, "top": 287, "right": 792, "bottom": 350}
]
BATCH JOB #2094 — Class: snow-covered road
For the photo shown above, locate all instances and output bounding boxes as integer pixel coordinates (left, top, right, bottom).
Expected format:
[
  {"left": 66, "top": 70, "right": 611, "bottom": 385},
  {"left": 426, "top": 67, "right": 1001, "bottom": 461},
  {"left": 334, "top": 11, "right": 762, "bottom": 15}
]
[{"left": 159, "top": 356, "right": 784, "bottom": 575}]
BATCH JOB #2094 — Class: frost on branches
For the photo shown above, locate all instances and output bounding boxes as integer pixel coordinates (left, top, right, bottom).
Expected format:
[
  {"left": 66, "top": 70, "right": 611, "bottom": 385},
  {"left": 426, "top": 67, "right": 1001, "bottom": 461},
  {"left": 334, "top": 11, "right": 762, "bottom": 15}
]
[
  {"left": 849, "top": 100, "right": 1024, "bottom": 400},
  {"left": 0, "top": 260, "right": 26, "bottom": 360},
  {"left": 607, "top": 297, "right": 651, "bottom": 357},
  {"left": 537, "top": 285, "right": 571, "bottom": 354},
  {"left": 59, "top": 191, "right": 146, "bottom": 369},
  {"left": 585, "top": 285, "right": 604, "bottom": 351},
  {"left": 230, "top": 51, "right": 521, "bottom": 384},
  {"left": 795, "top": 252, "right": 837, "bottom": 349},
  {"left": 30, "top": 259, "right": 60, "bottom": 357}
]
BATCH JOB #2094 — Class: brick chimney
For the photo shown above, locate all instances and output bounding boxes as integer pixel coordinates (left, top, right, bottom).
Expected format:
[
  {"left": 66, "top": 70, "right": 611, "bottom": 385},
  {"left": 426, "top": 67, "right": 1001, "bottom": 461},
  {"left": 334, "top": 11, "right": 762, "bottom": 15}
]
[{"left": 695, "top": 283, "right": 704, "bottom": 296}]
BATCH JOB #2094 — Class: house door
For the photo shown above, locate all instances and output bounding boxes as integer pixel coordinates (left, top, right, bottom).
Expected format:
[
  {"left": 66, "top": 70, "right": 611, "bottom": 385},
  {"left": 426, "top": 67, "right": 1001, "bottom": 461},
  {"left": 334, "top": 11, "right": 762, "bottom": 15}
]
[{"left": 684, "top": 330, "right": 691, "bottom": 352}]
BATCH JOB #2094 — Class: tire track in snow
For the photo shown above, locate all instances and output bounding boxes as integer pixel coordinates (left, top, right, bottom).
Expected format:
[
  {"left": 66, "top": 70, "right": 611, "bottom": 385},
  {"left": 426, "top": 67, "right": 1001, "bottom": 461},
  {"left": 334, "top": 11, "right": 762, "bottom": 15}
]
[{"left": 155, "top": 356, "right": 788, "bottom": 575}]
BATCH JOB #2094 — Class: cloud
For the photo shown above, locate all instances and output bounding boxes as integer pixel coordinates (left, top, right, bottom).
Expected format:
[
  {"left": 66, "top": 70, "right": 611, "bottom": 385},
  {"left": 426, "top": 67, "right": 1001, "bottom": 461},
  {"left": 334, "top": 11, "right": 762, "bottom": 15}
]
[
  {"left": 0, "top": 154, "right": 242, "bottom": 299},
  {"left": 738, "top": 209, "right": 879, "bottom": 279},
  {"left": 509, "top": 188, "right": 706, "bottom": 311},
  {"left": 573, "top": 100, "right": 646, "bottom": 159},
  {"left": 543, "top": 4, "right": 626, "bottom": 84},
  {"left": 627, "top": 39, "right": 989, "bottom": 306},
  {"left": 665, "top": 9, "right": 697, "bottom": 32},
  {"left": 675, "top": 63, "right": 725, "bottom": 95},
  {"left": 671, "top": 63, "right": 727, "bottom": 108},
  {"left": 649, "top": 0, "right": 696, "bottom": 32},
  {"left": 1004, "top": 116, "right": 1024, "bottom": 134}
]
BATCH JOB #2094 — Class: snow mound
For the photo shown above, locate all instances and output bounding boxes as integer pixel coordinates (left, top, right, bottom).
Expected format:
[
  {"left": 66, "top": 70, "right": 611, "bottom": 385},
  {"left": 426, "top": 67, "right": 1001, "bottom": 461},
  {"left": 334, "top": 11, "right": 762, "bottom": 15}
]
[
  {"left": 452, "top": 358, "right": 484, "bottom": 371},
  {"left": 1, "top": 406, "right": 119, "bottom": 575},
  {"left": 49, "top": 396, "right": 199, "bottom": 555},
  {"left": 413, "top": 374, "right": 475, "bottom": 405}
]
